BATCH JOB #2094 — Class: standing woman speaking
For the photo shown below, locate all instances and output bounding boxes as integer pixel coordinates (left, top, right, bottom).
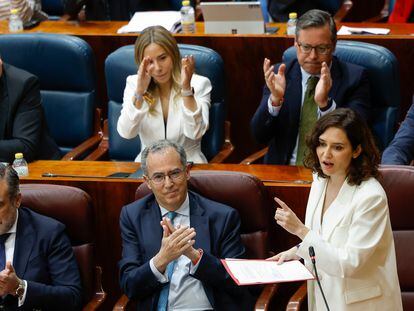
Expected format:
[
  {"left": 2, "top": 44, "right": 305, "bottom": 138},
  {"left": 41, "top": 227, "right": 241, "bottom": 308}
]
[
  {"left": 117, "top": 25, "right": 212, "bottom": 163},
  {"left": 270, "top": 108, "right": 402, "bottom": 310}
]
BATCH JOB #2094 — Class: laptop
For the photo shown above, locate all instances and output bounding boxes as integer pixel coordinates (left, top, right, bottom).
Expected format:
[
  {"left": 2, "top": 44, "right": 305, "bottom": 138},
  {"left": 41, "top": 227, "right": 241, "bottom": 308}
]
[{"left": 200, "top": 2, "right": 264, "bottom": 35}]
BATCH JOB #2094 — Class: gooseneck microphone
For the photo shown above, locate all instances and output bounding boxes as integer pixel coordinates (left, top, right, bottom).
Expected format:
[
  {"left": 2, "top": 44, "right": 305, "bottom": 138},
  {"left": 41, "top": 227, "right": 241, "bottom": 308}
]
[{"left": 309, "top": 246, "right": 330, "bottom": 311}]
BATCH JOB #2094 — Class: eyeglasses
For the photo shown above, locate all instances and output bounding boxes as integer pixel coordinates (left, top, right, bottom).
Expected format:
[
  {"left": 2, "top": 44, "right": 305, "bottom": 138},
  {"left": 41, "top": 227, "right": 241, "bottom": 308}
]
[
  {"left": 147, "top": 168, "right": 185, "bottom": 184},
  {"left": 297, "top": 42, "right": 332, "bottom": 55}
]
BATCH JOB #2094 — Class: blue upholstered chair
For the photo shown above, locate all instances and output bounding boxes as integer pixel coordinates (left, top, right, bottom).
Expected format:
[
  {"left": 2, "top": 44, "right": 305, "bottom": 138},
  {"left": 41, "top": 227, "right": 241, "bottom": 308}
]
[
  {"left": 283, "top": 40, "right": 400, "bottom": 150},
  {"left": 0, "top": 34, "right": 100, "bottom": 159},
  {"left": 86, "top": 44, "right": 233, "bottom": 162}
]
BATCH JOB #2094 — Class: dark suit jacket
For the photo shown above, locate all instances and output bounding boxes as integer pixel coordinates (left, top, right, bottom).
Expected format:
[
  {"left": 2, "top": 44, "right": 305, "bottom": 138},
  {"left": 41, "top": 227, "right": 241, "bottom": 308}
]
[
  {"left": 382, "top": 103, "right": 414, "bottom": 165},
  {"left": 251, "top": 57, "right": 371, "bottom": 164},
  {"left": 119, "top": 191, "right": 254, "bottom": 311},
  {"left": 0, "top": 63, "right": 60, "bottom": 163},
  {"left": 2, "top": 207, "right": 82, "bottom": 311}
]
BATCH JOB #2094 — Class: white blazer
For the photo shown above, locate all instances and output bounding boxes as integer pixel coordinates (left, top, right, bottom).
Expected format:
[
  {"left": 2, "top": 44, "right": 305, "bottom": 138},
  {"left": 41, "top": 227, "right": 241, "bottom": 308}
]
[
  {"left": 117, "top": 74, "right": 212, "bottom": 163},
  {"left": 296, "top": 174, "right": 402, "bottom": 311}
]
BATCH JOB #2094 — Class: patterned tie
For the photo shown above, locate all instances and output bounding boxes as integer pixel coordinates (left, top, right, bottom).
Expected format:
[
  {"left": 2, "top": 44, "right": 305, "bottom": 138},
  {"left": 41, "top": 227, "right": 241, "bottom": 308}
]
[
  {"left": 296, "top": 76, "right": 319, "bottom": 166},
  {"left": 0, "top": 233, "right": 11, "bottom": 270},
  {"left": 157, "top": 211, "right": 177, "bottom": 311}
]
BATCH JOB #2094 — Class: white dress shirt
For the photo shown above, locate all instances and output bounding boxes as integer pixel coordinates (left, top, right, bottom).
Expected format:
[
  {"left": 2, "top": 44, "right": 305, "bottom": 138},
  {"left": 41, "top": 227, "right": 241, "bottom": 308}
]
[
  {"left": 4, "top": 210, "right": 27, "bottom": 307},
  {"left": 267, "top": 67, "right": 336, "bottom": 165},
  {"left": 149, "top": 195, "right": 213, "bottom": 310}
]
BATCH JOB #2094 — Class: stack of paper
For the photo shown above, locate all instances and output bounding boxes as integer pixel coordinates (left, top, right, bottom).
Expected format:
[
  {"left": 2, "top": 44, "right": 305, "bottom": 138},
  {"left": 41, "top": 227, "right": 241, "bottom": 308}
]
[
  {"left": 337, "top": 26, "right": 390, "bottom": 35},
  {"left": 117, "top": 11, "right": 181, "bottom": 34},
  {"left": 221, "top": 259, "right": 314, "bottom": 285}
]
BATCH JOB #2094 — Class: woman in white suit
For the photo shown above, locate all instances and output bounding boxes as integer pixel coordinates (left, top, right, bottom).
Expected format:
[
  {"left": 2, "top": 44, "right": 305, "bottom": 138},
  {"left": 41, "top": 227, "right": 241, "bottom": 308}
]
[
  {"left": 117, "top": 26, "right": 212, "bottom": 163},
  {"left": 271, "top": 108, "right": 402, "bottom": 310}
]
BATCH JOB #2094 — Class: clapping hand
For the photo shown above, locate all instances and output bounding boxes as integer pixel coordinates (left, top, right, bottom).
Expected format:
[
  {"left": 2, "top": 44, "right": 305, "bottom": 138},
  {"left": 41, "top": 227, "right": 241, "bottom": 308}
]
[
  {"left": 136, "top": 56, "right": 154, "bottom": 96},
  {"left": 181, "top": 55, "right": 195, "bottom": 90},
  {"left": 263, "top": 58, "right": 286, "bottom": 106},
  {"left": 314, "top": 62, "right": 332, "bottom": 108}
]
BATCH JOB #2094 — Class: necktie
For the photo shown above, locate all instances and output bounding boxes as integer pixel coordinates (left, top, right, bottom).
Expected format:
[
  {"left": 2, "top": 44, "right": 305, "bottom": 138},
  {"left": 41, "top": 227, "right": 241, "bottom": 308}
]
[
  {"left": 296, "top": 76, "right": 319, "bottom": 166},
  {"left": 0, "top": 233, "right": 11, "bottom": 270},
  {"left": 157, "top": 211, "right": 177, "bottom": 311}
]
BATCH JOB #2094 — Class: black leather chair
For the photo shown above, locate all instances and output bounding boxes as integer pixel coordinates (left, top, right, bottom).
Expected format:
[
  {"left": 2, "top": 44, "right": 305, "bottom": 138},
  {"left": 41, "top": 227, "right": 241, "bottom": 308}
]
[
  {"left": 20, "top": 184, "right": 106, "bottom": 310},
  {"left": 0, "top": 33, "right": 100, "bottom": 159},
  {"left": 84, "top": 44, "right": 233, "bottom": 163}
]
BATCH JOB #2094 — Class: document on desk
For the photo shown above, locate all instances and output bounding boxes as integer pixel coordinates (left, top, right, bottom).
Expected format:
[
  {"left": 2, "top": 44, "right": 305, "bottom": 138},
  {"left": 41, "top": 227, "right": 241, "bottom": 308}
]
[
  {"left": 221, "top": 259, "right": 314, "bottom": 285},
  {"left": 337, "top": 26, "right": 390, "bottom": 35},
  {"left": 117, "top": 11, "right": 181, "bottom": 34}
]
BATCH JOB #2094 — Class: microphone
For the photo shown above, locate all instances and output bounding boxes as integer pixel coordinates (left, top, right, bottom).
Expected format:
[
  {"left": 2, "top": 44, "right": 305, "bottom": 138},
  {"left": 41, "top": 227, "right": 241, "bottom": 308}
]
[{"left": 309, "top": 246, "right": 330, "bottom": 311}]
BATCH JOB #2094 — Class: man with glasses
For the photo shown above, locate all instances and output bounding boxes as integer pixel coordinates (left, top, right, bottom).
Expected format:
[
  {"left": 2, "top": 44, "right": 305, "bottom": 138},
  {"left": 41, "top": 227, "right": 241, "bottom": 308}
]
[
  {"left": 251, "top": 9, "right": 370, "bottom": 165},
  {"left": 118, "top": 140, "right": 254, "bottom": 310}
]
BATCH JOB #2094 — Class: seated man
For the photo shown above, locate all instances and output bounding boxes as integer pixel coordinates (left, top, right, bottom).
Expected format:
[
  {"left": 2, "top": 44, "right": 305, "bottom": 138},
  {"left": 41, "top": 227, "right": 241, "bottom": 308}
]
[
  {"left": 251, "top": 9, "right": 370, "bottom": 165},
  {"left": 382, "top": 103, "right": 414, "bottom": 165},
  {"left": 0, "top": 58, "right": 60, "bottom": 163},
  {"left": 119, "top": 140, "right": 254, "bottom": 310},
  {"left": 0, "top": 164, "right": 82, "bottom": 310}
]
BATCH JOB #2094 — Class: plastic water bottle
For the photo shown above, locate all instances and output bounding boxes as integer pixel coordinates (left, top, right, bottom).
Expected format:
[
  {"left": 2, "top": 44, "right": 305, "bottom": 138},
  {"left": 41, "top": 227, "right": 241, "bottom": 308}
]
[
  {"left": 286, "top": 12, "right": 297, "bottom": 36},
  {"left": 9, "top": 9, "right": 23, "bottom": 33},
  {"left": 180, "top": 0, "right": 195, "bottom": 34},
  {"left": 12, "top": 153, "right": 29, "bottom": 177}
]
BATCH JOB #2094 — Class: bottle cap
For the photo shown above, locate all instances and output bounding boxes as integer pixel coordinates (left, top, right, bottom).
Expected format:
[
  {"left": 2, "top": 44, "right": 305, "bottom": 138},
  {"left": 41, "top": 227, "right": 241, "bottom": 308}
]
[
  {"left": 15, "top": 153, "right": 23, "bottom": 159},
  {"left": 182, "top": 0, "right": 190, "bottom": 6},
  {"left": 289, "top": 12, "right": 297, "bottom": 19},
  {"left": 10, "top": 8, "right": 19, "bottom": 14}
]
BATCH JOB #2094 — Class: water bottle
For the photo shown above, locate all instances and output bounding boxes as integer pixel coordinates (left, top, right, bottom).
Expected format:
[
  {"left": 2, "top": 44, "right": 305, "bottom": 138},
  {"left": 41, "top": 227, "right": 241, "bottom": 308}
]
[
  {"left": 9, "top": 9, "right": 23, "bottom": 33},
  {"left": 180, "top": 0, "right": 195, "bottom": 34},
  {"left": 12, "top": 153, "right": 29, "bottom": 177},
  {"left": 286, "top": 12, "right": 297, "bottom": 36}
]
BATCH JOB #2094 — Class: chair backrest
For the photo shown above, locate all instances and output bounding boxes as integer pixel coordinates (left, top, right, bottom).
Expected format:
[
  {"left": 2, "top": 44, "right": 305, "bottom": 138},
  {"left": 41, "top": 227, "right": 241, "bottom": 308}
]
[
  {"left": 41, "top": 0, "right": 64, "bottom": 16},
  {"left": 135, "top": 170, "right": 272, "bottom": 258},
  {"left": 20, "top": 184, "right": 95, "bottom": 305},
  {"left": 0, "top": 34, "right": 97, "bottom": 155},
  {"left": 283, "top": 40, "right": 400, "bottom": 150},
  {"left": 378, "top": 165, "right": 414, "bottom": 310},
  {"left": 105, "top": 44, "right": 225, "bottom": 161}
]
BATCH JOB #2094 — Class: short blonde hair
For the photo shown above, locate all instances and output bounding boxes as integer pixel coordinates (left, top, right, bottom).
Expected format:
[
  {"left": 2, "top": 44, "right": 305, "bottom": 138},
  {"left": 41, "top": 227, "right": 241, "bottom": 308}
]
[{"left": 134, "top": 26, "right": 181, "bottom": 110}]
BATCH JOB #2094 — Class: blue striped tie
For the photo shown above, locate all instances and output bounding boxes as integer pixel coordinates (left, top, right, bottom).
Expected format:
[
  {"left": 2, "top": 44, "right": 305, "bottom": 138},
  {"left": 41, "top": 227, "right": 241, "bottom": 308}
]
[{"left": 157, "top": 211, "right": 177, "bottom": 311}]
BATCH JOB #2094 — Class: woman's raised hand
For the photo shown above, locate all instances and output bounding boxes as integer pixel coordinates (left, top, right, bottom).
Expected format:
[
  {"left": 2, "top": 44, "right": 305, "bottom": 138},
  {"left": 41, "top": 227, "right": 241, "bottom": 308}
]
[
  {"left": 274, "top": 197, "right": 309, "bottom": 239},
  {"left": 181, "top": 55, "right": 195, "bottom": 90},
  {"left": 136, "top": 56, "right": 154, "bottom": 95}
]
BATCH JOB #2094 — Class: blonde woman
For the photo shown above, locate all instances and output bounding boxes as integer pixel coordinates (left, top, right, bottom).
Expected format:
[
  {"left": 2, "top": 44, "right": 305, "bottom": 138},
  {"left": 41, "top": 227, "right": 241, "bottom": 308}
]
[{"left": 117, "top": 25, "right": 212, "bottom": 163}]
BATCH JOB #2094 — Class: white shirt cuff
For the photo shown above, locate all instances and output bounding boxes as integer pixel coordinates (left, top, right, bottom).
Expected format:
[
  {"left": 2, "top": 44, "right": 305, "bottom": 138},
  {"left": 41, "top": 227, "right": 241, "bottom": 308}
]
[
  {"left": 189, "top": 251, "right": 203, "bottom": 274},
  {"left": 267, "top": 97, "right": 282, "bottom": 116},
  {"left": 149, "top": 258, "right": 168, "bottom": 283},
  {"left": 18, "top": 280, "right": 28, "bottom": 307},
  {"left": 318, "top": 100, "right": 336, "bottom": 117}
]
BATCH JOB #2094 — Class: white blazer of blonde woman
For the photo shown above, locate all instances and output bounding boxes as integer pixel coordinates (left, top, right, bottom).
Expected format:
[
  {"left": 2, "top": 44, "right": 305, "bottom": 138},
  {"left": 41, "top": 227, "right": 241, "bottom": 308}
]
[
  {"left": 296, "top": 173, "right": 402, "bottom": 311},
  {"left": 117, "top": 74, "right": 212, "bottom": 163}
]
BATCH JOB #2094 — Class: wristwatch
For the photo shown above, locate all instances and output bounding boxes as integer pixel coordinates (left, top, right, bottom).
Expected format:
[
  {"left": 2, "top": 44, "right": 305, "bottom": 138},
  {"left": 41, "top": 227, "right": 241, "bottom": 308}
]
[{"left": 15, "top": 279, "right": 25, "bottom": 299}]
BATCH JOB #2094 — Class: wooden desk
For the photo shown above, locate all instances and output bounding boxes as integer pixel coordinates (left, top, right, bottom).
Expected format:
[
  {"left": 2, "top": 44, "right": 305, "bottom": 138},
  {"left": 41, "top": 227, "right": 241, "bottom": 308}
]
[
  {"left": 2, "top": 21, "right": 414, "bottom": 161},
  {"left": 22, "top": 160, "right": 312, "bottom": 308}
]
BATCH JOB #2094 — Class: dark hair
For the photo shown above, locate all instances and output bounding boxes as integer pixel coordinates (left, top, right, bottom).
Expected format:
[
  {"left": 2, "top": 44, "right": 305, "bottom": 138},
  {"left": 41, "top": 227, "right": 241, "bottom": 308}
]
[
  {"left": 141, "top": 140, "right": 187, "bottom": 176},
  {"left": 295, "top": 9, "right": 337, "bottom": 43},
  {"left": 303, "top": 108, "right": 380, "bottom": 185},
  {"left": 0, "top": 164, "right": 20, "bottom": 199}
]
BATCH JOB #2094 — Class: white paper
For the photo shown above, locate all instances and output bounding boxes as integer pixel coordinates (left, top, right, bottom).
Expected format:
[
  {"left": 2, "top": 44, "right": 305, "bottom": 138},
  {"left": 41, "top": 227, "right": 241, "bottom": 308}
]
[
  {"left": 337, "top": 26, "right": 390, "bottom": 35},
  {"left": 117, "top": 11, "right": 181, "bottom": 34},
  {"left": 222, "top": 259, "right": 314, "bottom": 285}
]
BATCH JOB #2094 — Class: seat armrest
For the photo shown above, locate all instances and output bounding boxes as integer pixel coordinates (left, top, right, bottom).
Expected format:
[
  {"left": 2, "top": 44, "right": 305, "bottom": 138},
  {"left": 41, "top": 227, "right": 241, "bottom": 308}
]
[
  {"left": 82, "top": 266, "right": 106, "bottom": 310},
  {"left": 83, "top": 119, "right": 109, "bottom": 161},
  {"left": 286, "top": 282, "right": 307, "bottom": 311},
  {"left": 240, "top": 147, "right": 269, "bottom": 165},
  {"left": 113, "top": 294, "right": 131, "bottom": 311},
  {"left": 255, "top": 283, "right": 280, "bottom": 311},
  {"left": 61, "top": 134, "right": 103, "bottom": 161},
  {"left": 209, "top": 121, "right": 234, "bottom": 163}
]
